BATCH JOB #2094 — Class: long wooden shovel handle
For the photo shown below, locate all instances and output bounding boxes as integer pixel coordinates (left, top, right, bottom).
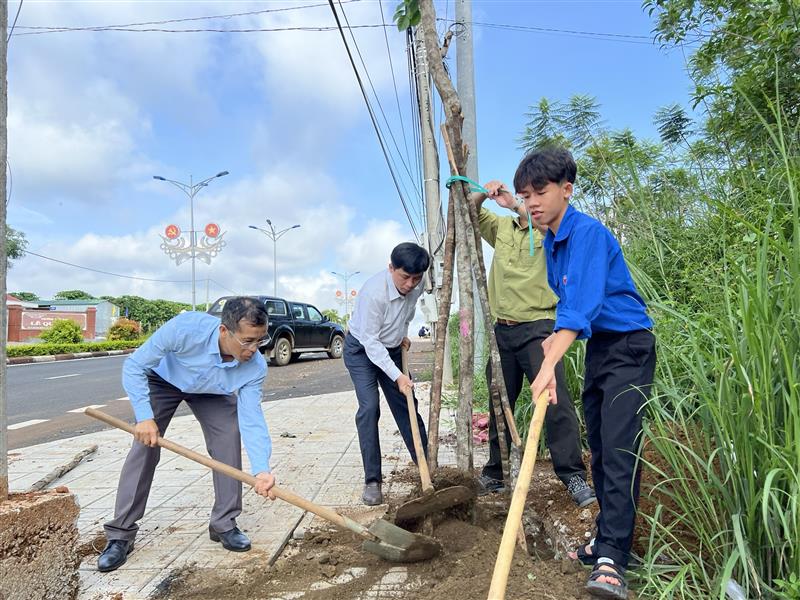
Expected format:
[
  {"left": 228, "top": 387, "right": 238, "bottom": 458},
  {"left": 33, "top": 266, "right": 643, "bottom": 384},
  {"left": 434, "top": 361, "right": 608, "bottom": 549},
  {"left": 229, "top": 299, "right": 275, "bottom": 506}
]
[
  {"left": 401, "top": 348, "right": 433, "bottom": 493},
  {"left": 84, "top": 408, "right": 373, "bottom": 540},
  {"left": 487, "top": 392, "right": 550, "bottom": 600}
]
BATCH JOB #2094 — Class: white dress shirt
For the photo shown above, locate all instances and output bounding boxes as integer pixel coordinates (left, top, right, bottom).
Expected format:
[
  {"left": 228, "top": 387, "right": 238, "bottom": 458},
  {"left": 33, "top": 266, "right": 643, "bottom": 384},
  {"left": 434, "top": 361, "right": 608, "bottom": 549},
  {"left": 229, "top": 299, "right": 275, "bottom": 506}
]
[{"left": 348, "top": 269, "right": 423, "bottom": 381}]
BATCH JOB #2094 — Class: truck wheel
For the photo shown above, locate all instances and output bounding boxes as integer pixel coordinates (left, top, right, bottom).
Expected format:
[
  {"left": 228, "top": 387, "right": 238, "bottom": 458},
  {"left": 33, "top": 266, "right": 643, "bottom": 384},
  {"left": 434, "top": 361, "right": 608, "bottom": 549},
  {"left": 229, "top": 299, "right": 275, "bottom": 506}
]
[
  {"left": 327, "top": 334, "right": 344, "bottom": 359},
  {"left": 273, "top": 337, "right": 292, "bottom": 366}
]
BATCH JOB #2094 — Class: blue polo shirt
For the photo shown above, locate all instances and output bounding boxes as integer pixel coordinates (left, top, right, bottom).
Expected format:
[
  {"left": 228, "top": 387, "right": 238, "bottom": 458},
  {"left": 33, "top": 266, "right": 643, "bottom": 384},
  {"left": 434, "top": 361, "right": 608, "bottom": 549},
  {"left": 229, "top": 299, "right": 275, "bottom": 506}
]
[{"left": 543, "top": 205, "right": 652, "bottom": 340}]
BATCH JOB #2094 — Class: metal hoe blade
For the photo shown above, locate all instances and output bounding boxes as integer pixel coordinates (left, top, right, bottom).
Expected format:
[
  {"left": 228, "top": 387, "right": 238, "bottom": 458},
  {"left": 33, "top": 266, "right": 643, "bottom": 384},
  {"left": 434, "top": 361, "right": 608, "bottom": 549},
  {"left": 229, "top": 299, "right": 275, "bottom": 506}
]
[{"left": 362, "top": 518, "right": 442, "bottom": 563}]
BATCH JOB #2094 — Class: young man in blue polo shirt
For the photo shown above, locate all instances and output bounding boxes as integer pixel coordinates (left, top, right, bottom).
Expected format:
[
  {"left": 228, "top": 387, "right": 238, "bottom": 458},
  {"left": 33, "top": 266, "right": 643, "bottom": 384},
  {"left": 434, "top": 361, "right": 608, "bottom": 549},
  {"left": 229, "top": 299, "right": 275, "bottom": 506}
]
[{"left": 490, "top": 147, "right": 655, "bottom": 599}]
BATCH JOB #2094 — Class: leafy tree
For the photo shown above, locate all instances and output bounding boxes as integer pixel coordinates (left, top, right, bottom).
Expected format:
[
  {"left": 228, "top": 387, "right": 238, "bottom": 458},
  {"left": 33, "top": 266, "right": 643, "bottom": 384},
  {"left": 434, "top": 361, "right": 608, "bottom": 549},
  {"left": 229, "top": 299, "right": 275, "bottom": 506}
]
[
  {"left": 321, "top": 308, "right": 346, "bottom": 325},
  {"left": 105, "top": 295, "right": 191, "bottom": 332},
  {"left": 6, "top": 226, "right": 27, "bottom": 265},
  {"left": 644, "top": 0, "right": 800, "bottom": 156},
  {"left": 54, "top": 290, "right": 95, "bottom": 300},
  {"left": 40, "top": 319, "right": 83, "bottom": 344},
  {"left": 10, "top": 291, "right": 38, "bottom": 302},
  {"left": 393, "top": 0, "right": 420, "bottom": 30}
]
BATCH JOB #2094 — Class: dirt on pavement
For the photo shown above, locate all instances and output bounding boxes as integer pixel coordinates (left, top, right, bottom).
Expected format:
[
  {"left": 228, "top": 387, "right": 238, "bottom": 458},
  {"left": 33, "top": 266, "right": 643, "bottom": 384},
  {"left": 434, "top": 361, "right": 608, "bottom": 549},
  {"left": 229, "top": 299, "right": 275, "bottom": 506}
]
[{"left": 155, "top": 463, "right": 602, "bottom": 600}]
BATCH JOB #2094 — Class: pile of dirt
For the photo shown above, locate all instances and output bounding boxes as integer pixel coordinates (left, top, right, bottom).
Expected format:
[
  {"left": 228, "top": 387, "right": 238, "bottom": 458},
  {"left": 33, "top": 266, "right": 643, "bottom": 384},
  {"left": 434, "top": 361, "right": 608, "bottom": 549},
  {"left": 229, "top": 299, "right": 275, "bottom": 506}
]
[{"left": 156, "top": 466, "right": 598, "bottom": 600}]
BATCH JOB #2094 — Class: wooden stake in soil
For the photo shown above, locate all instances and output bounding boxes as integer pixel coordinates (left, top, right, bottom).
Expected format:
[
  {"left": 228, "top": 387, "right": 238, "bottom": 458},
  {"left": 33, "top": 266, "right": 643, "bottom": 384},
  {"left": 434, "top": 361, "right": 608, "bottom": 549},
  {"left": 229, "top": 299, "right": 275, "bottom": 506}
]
[{"left": 488, "top": 392, "right": 550, "bottom": 599}]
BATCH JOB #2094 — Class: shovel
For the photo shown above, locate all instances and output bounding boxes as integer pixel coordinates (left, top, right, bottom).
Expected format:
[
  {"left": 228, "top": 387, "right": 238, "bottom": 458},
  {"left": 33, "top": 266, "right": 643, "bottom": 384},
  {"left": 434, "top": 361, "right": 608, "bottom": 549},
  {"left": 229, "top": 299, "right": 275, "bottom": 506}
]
[
  {"left": 394, "top": 349, "right": 475, "bottom": 523},
  {"left": 85, "top": 408, "right": 441, "bottom": 563},
  {"left": 487, "top": 391, "right": 549, "bottom": 599}
]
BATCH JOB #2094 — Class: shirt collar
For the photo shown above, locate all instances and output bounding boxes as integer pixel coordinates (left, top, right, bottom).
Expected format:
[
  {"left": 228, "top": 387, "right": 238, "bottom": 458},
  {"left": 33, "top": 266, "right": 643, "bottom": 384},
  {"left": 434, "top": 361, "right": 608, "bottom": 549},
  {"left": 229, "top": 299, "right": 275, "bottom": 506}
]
[
  {"left": 385, "top": 269, "right": 402, "bottom": 301},
  {"left": 553, "top": 204, "right": 578, "bottom": 243},
  {"left": 208, "top": 319, "right": 238, "bottom": 366}
]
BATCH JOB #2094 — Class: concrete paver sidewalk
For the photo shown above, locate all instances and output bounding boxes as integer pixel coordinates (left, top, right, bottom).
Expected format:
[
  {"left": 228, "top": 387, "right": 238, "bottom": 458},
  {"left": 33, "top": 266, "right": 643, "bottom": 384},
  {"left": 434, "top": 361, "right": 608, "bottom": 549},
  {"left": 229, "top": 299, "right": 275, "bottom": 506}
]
[{"left": 8, "top": 386, "right": 467, "bottom": 600}]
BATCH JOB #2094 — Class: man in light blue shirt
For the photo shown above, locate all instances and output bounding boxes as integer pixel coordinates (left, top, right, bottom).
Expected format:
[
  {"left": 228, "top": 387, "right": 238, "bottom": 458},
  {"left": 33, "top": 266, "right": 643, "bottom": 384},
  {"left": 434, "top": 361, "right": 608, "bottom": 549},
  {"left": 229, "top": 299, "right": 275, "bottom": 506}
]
[
  {"left": 345, "top": 242, "right": 430, "bottom": 505},
  {"left": 98, "top": 297, "right": 276, "bottom": 572}
]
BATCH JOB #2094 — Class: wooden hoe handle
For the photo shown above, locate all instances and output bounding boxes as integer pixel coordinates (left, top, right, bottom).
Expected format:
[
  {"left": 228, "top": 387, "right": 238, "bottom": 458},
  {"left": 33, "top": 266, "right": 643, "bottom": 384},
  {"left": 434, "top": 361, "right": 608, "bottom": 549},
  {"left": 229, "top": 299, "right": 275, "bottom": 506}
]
[{"left": 487, "top": 392, "right": 550, "bottom": 599}]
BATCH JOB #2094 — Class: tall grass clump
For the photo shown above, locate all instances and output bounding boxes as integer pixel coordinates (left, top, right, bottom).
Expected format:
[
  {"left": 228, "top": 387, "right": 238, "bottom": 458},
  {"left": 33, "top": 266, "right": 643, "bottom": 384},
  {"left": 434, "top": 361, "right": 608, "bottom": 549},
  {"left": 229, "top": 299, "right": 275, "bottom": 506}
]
[{"left": 635, "top": 108, "right": 800, "bottom": 598}]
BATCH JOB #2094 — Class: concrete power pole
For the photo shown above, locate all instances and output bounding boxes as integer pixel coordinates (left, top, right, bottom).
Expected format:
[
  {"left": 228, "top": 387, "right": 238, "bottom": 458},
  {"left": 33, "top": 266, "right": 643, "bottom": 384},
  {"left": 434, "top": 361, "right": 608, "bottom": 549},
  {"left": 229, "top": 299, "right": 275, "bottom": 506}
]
[
  {"left": 455, "top": 0, "right": 485, "bottom": 373},
  {"left": 1, "top": 0, "right": 10, "bottom": 501},
  {"left": 413, "top": 32, "right": 453, "bottom": 384}
]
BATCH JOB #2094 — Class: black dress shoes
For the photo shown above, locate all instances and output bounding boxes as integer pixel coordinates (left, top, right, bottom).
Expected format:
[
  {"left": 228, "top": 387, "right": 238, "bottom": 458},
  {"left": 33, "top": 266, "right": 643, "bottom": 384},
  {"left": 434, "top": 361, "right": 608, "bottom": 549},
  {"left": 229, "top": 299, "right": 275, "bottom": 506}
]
[
  {"left": 209, "top": 526, "right": 251, "bottom": 552},
  {"left": 97, "top": 539, "right": 134, "bottom": 572}
]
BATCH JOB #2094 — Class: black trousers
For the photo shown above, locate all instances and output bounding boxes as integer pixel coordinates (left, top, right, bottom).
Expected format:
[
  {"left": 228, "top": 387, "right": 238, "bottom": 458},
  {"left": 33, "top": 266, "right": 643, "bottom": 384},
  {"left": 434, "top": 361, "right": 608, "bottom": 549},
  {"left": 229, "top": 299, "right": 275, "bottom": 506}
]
[
  {"left": 482, "top": 320, "right": 586, "bottom": 486},
  {"left": 343, "top": 333, "right": 428, "bottom": 484},
  {"left": 584, "top": 329, "right": 656, "bottom": 569}
]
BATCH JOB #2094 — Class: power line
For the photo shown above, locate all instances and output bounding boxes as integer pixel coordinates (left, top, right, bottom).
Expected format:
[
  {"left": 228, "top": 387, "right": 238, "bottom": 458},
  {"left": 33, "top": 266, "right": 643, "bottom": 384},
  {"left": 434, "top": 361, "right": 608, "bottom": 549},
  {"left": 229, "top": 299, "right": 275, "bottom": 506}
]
[
  {"left": 12, "top": 1, "right": 359, "bottom": 35},
  {"left": 336, "top": 1, "right": 422, "bottom": 206},
  {"left": 23, "top": 250, "right": 234, "bottom": 294},
  {"left": 327, "top": 0, "right": 421, "bottom": 241},
  {"left": 6, "top": 0, "right": 23, "bottom": 43},
  {"left": 12, "top": 23, "right": 388, "bottom": 37}
]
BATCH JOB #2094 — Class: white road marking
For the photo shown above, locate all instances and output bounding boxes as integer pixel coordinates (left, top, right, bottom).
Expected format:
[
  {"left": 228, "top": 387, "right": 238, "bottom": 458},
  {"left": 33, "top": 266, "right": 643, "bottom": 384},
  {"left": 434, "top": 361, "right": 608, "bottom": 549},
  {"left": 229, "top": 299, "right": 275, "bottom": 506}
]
[
  {"left": 67, "top": 404, "right": 108, "bottom": 414},
  {"left": 8, "top": 419, "right": 49, "bottom": 430},
  {"left": 45, "top": 373, "right": 81, "bottom": 380}
]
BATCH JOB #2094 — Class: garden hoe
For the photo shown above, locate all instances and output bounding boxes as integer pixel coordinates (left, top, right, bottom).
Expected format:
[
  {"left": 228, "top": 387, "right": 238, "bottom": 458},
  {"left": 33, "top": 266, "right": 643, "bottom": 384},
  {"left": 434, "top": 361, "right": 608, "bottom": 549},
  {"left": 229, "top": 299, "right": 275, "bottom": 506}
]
[
  {"left": 86, "top": 408, "right": 441, "bottom": 563},
  {"left": 394, "top": 349, "right": 475, "bottom": 523}
]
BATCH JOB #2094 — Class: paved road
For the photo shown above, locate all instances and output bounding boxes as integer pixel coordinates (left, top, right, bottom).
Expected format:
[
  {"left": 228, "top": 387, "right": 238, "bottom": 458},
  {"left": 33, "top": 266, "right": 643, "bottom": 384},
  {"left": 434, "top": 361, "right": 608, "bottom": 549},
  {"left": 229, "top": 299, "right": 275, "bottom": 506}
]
[
  {"left": 6, "top": 339, "right": 434, "bottom": 450},
  {"left": 6, "top": 353, "right": 352, "bottom": 450}
]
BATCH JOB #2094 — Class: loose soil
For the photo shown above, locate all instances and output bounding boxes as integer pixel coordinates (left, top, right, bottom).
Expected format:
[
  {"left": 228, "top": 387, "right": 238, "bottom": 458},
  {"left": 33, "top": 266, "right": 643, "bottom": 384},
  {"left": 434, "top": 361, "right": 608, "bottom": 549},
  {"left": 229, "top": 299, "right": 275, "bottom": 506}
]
[{"left": 155, "top": 464, "right": 603, "bottom": 600}]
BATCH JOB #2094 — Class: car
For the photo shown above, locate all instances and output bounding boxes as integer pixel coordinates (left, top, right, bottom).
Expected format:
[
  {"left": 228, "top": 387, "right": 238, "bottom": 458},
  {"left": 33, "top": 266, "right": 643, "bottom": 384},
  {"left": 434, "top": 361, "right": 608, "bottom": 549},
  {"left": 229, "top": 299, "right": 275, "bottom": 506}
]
[{"left": 207, "top": 295, "right": 346, "bottom": 366}]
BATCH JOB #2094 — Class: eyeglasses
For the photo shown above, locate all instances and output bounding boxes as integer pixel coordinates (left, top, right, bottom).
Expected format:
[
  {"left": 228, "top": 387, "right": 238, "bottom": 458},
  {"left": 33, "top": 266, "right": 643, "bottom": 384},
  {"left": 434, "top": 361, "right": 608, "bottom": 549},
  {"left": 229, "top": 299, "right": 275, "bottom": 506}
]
[{"left": 229, "top": 331, "right": 270, "bottom": 349}]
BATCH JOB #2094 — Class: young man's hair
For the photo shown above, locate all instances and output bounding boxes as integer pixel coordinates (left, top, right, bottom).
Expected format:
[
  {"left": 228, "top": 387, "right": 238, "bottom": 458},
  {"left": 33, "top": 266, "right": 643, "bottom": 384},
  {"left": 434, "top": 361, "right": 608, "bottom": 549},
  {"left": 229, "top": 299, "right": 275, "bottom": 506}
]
[
  {"left": 221, "top": 296, "right": 268, "bottom": 331},
  {"left": 513, "top": 146, "right": 577, "bottom": 192},
  {"left": 390, "top": 242, "right": 431, "bottom": 274}
]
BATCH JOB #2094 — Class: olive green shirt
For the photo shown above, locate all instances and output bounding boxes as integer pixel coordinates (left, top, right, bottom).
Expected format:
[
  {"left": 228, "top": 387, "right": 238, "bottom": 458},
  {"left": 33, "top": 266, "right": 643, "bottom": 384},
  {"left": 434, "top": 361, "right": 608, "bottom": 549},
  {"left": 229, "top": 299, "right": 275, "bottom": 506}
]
[{"left": 479, "top": 206, "right": 557, "bottom": 322}]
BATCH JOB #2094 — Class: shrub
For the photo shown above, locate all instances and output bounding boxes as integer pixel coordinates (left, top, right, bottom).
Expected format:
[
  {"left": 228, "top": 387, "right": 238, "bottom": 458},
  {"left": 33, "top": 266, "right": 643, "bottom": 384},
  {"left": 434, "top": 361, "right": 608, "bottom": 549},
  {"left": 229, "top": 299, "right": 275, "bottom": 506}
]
[
  {"left": 40, "top": 319, "right": 83, "bottom": 343},
  {"left": 7, "top": 339, "right": 146, "bottom": 357},
  {"left": 108, "top": 318, "right": 142, "bottom": 341}
]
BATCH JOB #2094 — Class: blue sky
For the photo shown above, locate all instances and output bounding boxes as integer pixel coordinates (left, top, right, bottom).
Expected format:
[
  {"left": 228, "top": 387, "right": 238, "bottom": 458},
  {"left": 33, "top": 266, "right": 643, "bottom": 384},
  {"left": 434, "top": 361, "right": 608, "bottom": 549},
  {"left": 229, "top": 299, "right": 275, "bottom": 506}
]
[{"left": 6, "top": 0, "right": 692, "bottom": 322}]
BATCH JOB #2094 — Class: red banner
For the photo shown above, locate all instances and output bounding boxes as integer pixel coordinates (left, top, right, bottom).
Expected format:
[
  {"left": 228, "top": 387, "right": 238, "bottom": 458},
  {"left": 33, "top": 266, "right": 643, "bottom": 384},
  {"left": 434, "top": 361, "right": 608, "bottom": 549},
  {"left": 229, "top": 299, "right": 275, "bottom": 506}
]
[{"left": 21, "top": 311, "right": 87, "bottom": 331}]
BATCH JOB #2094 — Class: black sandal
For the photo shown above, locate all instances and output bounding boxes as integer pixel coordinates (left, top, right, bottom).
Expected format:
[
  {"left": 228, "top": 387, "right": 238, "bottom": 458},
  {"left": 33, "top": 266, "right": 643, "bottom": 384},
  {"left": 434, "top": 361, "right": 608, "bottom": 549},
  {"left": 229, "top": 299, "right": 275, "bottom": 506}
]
[
  {"left": 585, "top": 559, "right": 628, "bottom": 599},
  {"left": 570, "top": 539, "right": 596, "bottom": 565}
]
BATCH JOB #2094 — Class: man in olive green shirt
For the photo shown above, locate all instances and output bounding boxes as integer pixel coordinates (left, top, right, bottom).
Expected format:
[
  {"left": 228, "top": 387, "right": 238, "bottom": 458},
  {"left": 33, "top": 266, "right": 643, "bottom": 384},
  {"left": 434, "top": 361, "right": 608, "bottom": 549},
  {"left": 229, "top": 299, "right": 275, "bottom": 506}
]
[{"left": 475, "top": 182, "right": 595, "bottom": 507}]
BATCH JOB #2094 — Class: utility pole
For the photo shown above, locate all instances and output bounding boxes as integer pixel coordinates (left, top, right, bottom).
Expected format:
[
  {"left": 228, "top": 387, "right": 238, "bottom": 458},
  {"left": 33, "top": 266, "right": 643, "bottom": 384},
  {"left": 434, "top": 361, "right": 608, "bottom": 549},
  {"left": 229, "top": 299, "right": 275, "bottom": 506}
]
[
  {"left": 455, "top": 0, "right": 485, "bottom": 373},
  {"left": 1, "top": 0, "right": 10, "bottom": 501},
  {"left": 412, "top": 30, "right": 452, "bottom": 384},
  {"left": 248, "top": 220, "right": 301, "bottom": 296}
]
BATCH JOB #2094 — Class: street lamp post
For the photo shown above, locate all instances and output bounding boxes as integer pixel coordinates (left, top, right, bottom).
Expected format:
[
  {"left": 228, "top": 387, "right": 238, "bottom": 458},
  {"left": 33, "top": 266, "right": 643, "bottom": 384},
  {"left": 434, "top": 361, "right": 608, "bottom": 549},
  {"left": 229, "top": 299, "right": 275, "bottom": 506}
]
[
  {"left": 249, "top": 220, "right": 301, "bottom": 296},
  {"left": 331, "top": 270, "right": 360, "bottom": 319},
  {"left": 153, "top": 171, "right": 229, "bottom": 310}
]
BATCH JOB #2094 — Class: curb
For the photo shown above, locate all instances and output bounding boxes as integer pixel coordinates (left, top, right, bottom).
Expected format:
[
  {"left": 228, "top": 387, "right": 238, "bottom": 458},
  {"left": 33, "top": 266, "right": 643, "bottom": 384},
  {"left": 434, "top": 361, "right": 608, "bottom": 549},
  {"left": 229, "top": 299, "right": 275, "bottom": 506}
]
[{"left": 7, "top": 348, "right": 136, "bottom": 365}]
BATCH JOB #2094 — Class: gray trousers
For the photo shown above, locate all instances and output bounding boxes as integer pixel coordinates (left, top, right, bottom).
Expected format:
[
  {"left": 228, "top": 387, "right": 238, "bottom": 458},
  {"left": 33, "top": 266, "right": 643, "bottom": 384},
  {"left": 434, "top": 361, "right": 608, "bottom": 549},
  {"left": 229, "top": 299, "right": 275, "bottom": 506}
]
[{"left": 104, "top": 372, "right": 242, "bottom": 542}]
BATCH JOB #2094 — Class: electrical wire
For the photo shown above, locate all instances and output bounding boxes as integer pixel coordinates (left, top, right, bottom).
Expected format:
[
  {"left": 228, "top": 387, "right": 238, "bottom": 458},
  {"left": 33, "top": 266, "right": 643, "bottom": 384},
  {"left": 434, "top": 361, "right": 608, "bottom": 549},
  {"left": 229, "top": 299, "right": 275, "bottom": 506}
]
[
  {"left": 327, "top": 0, "right": 421, "bottom": 240},
  {"left": 23, "top": 250, "right": 221, "bottom": 287},
  {"left": 7, "top": 0, "right": 23, "bottom": 43},
  {"left": 336, "top": 1, "right": 422, "bottom": 206},
  {"left": 13, "top": 1, "right": 359, "bottom": 34}
]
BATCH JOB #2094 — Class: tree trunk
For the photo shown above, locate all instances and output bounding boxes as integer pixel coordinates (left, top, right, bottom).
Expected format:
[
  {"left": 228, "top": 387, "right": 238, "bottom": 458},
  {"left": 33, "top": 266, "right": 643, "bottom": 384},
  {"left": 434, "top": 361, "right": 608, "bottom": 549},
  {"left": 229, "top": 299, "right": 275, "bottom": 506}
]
[{"left": 427, "top": 196, "right": 455, "bottom": 471}]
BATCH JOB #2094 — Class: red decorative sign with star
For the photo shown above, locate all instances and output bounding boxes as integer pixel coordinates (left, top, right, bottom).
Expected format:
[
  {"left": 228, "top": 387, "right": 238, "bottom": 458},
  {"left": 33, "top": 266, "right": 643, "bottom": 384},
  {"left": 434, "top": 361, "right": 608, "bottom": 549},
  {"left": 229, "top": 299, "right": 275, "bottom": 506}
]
[
  {"left": 165, "top": 224, "right": 180, "bottom": 239},
  {"left": 350, "top": 290, "right": 357, "bottom": 297},
  {"left": 205, "top": 223, "right": 220, "bottom": 238}
]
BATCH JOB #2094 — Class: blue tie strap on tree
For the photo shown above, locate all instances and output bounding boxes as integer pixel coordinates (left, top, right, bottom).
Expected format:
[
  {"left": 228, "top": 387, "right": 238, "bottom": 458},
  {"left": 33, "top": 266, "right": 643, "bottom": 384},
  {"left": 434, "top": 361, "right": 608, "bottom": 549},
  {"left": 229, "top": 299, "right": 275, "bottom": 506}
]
[{"left": 444, "top": 175, "right": 535, "bottom": 256}]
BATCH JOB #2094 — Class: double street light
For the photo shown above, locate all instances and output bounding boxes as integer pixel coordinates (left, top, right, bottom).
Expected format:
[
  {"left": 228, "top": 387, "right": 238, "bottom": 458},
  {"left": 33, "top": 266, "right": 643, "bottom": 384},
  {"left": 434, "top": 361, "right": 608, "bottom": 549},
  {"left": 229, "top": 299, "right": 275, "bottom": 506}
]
[
  {"left": 153, "top": 171, "right": 229, "bottom": 310},
  {"left": 249, "top": 220, "right": 301, "bottom": 296},
  {"left": 331, "top": 270, "right": 360, "bottom": 320}
]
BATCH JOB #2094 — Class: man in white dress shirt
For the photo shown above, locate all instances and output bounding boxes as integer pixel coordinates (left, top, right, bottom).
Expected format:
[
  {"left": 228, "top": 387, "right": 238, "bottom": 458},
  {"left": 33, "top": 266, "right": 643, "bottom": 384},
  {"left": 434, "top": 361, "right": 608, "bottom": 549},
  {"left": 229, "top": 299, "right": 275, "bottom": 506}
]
[{"left": 344, "top": 242, "right": 431, "bottom": 505}]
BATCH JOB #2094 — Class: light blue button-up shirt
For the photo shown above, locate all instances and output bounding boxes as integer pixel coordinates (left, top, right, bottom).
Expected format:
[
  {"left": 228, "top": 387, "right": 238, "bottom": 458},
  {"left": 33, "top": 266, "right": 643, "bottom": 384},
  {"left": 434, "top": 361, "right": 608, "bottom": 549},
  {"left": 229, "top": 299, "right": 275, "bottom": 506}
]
[{"left": 122, "top": 311, "right": 272, "bottom": 475}]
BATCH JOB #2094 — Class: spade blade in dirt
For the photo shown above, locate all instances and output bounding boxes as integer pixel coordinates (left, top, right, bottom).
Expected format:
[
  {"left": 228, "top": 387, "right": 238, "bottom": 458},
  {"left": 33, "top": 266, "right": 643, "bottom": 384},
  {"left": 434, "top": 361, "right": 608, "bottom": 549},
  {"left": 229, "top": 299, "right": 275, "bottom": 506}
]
[
  {"left": 395, "top": 485, "right": 475, "bottom": 523},
  {"left": 363, "top": 518, "right": 442, "bottom": 563}
]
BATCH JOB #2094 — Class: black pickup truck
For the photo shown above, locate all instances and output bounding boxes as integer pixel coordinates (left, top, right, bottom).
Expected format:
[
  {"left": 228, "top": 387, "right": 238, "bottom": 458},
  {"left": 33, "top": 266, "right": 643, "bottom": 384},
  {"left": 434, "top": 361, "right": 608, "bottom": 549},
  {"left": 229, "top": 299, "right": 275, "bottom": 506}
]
[{"left": 207, "top": 296, "right": 346, "bottom": 366}]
